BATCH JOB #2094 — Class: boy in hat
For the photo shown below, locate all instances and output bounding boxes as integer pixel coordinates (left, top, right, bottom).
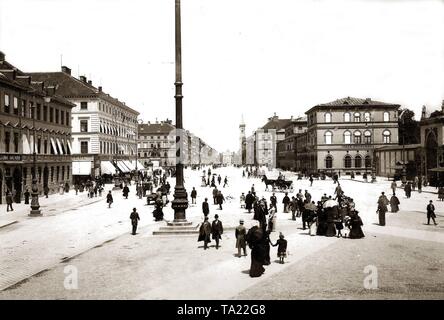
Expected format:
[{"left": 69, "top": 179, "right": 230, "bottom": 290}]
[{"left": 271, "top": 232, "right": 288, "bottom": 264}]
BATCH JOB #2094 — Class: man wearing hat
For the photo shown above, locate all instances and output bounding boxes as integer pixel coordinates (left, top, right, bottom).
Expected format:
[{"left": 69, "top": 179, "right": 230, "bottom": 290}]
[
  {"left": 211, "top": 214, "right": 224, "bottom": 249},
  {"left": 426, "top": 200, "right": 438, "bottom": 225},
  {"left": 235, "top": 219, "right": 248, "bottom": 257}
]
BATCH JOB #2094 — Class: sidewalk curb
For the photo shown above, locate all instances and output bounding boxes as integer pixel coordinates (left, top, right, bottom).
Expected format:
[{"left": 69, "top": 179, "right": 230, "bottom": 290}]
[{"left": 0, "top": 220, "right": 18, "bottom": 229}]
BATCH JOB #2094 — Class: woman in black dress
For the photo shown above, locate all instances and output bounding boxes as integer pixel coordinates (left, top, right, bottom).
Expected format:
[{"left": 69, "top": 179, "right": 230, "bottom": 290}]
[
  {"left": 348, "top": 211, "right": 365, "bottom": 239},
  {"left": 246, "top": 226, "right": 266, "bottom": 277}
]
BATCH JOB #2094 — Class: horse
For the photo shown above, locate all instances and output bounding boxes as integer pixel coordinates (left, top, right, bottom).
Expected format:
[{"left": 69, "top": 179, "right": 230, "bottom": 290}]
[{"left": 261, "top": 175, "right": 275, "bottom": 191}]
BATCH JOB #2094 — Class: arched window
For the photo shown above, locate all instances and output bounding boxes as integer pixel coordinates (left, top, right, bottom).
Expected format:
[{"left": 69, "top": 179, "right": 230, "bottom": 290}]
[
  {"left": 355, "top": 155, "right": 362, "bottom": 168},
  {"left": 365, "top": 155, "right": 372, "bottom": 168},
  {"left": 344, "top": 112, "right": 351, "bottom": 122},
  {"left": 383, "top": 130, "right": 391, "bottom": 143},
  {"left": 344, "top": 131, "right": 351, "bottom": 144},
  {"left": 354, "top": 112, "right": 361, "bottom": 122},
  {"left": 325, "top": 155, "right": 333, "bottom": 168},
  {"left": 383, "top": 111, "right": 390, "bottom": 122},
  {"left": 364, "top": 112, "right": 371, "bottom": 122},
  {"left": 344, "top": 155, "right": 352, "bottom": 168},
  {"left": 324, "top": 131, "right": 333, "bottom": 144},
  {"left": 353, "top": 131, "right": 362, "bottom": 144},
  {"left": 324, "top": 112, "right": 332, "bottom": 123},
  {"left": 364, "top": 130, "right": 372, "bottom": 144}
]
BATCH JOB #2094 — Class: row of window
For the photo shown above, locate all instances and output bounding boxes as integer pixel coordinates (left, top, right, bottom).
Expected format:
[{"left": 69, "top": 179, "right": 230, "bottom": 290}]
[
  {"left": 324, "top": 111, "right": 390, "bottom": 123},
  {"left": 325, "top": 155, "right": 371, "bottom": 169},
  {"left": 92, "top": 141, "right": 135, "bottom": 155},
  {"left": 139, "top": 151, "right": 169, "bottom": 158},
  {"left": 324, "top": 130, "right": 391, "bottom": 144},
  {"left": 139, "top": 135, "right": 173, "bottom": 140},
  {"left": 2, "top": 131, "right": 70, "bottom": 155},
  {"left": 2, "top": 93, "right": 70, "bottom": 126},
  {"left": 90, "top": 101, "right": 137, "bottom": 125}
]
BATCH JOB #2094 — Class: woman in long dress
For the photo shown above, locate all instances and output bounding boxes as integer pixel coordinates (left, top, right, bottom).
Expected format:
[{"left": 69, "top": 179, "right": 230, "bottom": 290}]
[
  {"left": 246, "top": 226, "right": 266, "bottom": 277},
  {"left": 390, "top": 194, "right": 400, "bottom": 212},
  {"left": 348, "top": 211, "right": 365, "bottom": 239},
  {"left": 325, "top": 206, "right": 338, "bottom": 237}
]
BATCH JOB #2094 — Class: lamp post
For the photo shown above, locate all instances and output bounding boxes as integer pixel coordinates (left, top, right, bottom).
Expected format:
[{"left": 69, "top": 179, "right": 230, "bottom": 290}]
[
  {"left": 29, "top": 99, "right": 44, "bottom": 216},
  {"left": 171, "top": 0, "right": 189, "bottom": 223}
]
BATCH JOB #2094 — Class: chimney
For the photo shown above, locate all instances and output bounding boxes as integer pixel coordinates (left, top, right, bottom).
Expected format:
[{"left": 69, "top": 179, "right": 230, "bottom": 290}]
[
  {"left": 79, "top": 75, "right": 87, "bottom": 83},
  {"left": 88, "top": 80, "right": 92, "bottom": 86},
  {"left": 98, "top": 86, "right": 102, "bottom": 92},
  {"left": 61, "top": 66, "right": 71, "bottom": 75},
  {"left": 0, "top": 51, "right": 5, "bottom": 61}
]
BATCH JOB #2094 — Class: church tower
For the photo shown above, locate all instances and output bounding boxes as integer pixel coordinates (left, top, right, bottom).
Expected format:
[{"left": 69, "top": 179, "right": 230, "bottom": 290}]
[{"left": 239, "top": 115, "right": 246, "bottom": 165}]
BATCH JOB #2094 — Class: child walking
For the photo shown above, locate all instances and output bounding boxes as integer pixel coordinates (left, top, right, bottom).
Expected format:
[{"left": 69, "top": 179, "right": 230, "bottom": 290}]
[{"left": 271, "top": 232, "right": 288, "bottom": 264}]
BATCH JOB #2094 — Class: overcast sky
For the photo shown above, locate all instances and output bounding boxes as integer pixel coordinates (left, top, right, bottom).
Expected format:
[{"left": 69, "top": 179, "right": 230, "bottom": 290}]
[{"left": 1, "top": 0, "right": 443, "bottom": 152}]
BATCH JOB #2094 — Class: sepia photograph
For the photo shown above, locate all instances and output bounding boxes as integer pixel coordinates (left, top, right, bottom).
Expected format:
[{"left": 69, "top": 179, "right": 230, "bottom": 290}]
[{"left": 0, "top": 0, "right": 443, "bottom": 312}]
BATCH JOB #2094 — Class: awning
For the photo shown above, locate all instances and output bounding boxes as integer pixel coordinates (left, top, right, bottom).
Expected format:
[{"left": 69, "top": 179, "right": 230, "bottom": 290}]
[
  {"left": 22, "top": 134, "right": 31, "bottom": 154},
  {"left": 101, "top": 161, "right": 117, "bottom": 175},
  {"left": 56, "top": 138, "right": 64, "bottom": 155},
  {"left": 72, "top": 161, "right": 91, "bottom": 176},
  {"left": 123, "top": 160, "right": 136, "bottom": 171},
  {"left": 137, "top": 161, "right": 145, "bottom": 169},
  {"left": 50, "top": 138, "right": 58, "bottom": 155},
  {"left": 67, "top": 140, "right": 73, "bottom": 154},
  {"left": 116, "top": 161, "right": 129, "bottom": 173}
]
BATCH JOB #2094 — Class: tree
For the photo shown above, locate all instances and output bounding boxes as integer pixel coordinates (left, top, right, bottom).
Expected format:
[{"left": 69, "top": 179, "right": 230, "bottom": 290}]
[{"left": 398, "top": 108, "right": 420, "bottom": 145}]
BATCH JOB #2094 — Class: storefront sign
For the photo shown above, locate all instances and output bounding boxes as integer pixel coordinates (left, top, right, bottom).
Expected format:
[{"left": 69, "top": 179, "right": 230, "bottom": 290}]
[{"left": 0, "top": 154, "right": 22, "bottom": 161}]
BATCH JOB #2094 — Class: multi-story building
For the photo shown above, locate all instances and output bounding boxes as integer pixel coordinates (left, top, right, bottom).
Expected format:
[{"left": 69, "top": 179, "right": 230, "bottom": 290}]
[
  {"left": 29, "top": 66, "right": 139, "bottom": 183},
  {"left": 0, "top": 52, "right": 74, "bottom": 203},
  {"left": 248, "top": 114, "right": 291, "bottom": 168},
  {"left": 137, "top": 120, "right": 220, "bottom": 169},
  {"left": 418, "top": 101, "right": 444, "bottom": 186},
  {"left": 305, "top": 97, "right": 400, "bottom": 175},
  {"left": 138, "top": 120, "right": 176, "bottom": 168},
  {"left": 276, "top": 116, "right": 307, "bottom": 171},
  {"left": 221, "top": 151, "right": 235, "bottom": 165}
]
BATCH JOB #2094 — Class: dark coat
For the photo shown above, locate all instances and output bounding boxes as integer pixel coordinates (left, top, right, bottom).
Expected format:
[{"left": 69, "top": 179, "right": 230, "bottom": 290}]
[
  {"left": 202, "top": 201, "right": 210, "bottom": 215},
  {"left": 130, "top": 211, "right": 140, "bottom": 225},
  {"left": 191, "top": 190, "right": 197, "bottom": 198},
  {"left": 198, "top": 221, "right": 212, "bottom": 242},
  {"left": 106, "top": 194, "right": 113, "bottom": 203},
  {"left": 211, "top": 220, "right": 223, "bottom": 239},
  {"left": 245, "top": 194, "right": 254, "bottom": 210},
  {"left": 6, "top": 194, "right": 13, "bottom": 204}
]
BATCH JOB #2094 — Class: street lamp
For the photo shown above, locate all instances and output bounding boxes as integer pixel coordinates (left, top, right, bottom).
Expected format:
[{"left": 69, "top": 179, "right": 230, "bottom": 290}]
[
  {"left": 29, "top": 98, "right": 45, "bottom": 216},
  {"left": 170, "top": 0, "right": 189, "bottom": 224}
]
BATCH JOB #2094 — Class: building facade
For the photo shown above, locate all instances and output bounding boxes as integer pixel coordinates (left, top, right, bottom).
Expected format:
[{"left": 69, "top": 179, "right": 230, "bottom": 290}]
[
  {"left": 0, "top": 52, "right": 74, "bottom": 203},
  {"left": 138, "top": 120, "right": 220, "bottom": 168},
  {"left": 276, "top": 116, "right": 307, "bottom": 171},
  {"left": 418, "top": 101, "right": 444, "bottom": 186},
  {"left": 305, "top": 97, "right": 400, "bottom": 175},
  {"left": 29, "top": 67, "right": 139, "bottom": 182}
]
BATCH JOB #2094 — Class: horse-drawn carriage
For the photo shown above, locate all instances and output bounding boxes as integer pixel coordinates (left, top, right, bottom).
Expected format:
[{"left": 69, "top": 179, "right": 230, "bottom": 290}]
[{"left": 262, "top": 175, "right": 294, "bottom": 192}]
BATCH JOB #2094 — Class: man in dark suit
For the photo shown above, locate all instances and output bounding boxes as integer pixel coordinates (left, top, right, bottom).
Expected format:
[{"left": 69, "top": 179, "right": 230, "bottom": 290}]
[
  {"left": 129, "top": 208, "right": 140, "bottom": 235},
  {"left": 426, "top": 200, "right": 438, "bottom": 225},
  {"left": 202, "top": 198, "right": 210, "bottom": 217},
  {"left": 211, "top": 214, "right": 223, "bottom": 249}
]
